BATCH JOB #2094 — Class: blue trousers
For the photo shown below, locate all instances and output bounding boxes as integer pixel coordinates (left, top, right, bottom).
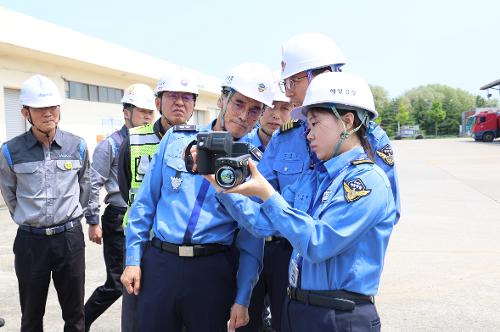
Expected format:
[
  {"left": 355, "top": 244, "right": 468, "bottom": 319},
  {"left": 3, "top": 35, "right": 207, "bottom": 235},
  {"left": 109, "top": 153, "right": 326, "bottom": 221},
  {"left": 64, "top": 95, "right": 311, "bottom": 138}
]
[
  {"left": 137, "top": 244, "right": 238, "bottom": 332},
  {"left": 281, "top": 297, "right": 381, "bottom": 332}
]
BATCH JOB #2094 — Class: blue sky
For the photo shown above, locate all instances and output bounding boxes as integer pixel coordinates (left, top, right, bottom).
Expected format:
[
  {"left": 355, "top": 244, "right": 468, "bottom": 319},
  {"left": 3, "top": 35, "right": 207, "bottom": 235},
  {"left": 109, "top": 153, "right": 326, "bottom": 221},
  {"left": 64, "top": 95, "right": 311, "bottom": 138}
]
[{"left": 1, "top": 0, "right": 499, "bottom": 98}]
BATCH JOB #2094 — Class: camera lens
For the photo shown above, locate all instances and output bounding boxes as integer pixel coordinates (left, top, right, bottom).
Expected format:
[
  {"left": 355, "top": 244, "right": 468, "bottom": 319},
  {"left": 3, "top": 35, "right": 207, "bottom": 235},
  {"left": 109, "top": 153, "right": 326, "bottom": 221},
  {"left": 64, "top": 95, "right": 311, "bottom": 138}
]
[{"left": 216, "top": 166, "right": 236, "bottom": 188}]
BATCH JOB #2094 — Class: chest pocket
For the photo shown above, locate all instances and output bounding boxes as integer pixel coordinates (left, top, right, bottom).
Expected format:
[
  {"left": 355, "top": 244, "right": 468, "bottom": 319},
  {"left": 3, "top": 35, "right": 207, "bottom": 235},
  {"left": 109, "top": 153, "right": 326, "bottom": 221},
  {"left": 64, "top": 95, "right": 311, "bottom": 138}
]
[
  {"left": 293, "top": 191, "right": 311, "bottom": 212},
  {"left": 165, "top": 157, "right": 188, "bottom": 191},
  {"left": 13, "top": 162, "right": 43, "bottom": 194},
  {"left": 273, "top": 160, "right": 304, "bottom": 175},
  {"left": 55, "top": 159, "right": 82, "bottom": 172},
  {"left": 55, "top": 159, "right": 82, "bottom": 196}
]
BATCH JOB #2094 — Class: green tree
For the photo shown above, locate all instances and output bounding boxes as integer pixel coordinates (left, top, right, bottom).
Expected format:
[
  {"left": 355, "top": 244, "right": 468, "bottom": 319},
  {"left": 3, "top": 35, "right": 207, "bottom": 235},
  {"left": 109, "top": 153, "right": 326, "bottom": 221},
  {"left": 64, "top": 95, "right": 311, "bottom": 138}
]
[
  {"left": 428, "top": 100, "right": 446, "bottom": 136},
  {"left": 395, "top": 97, "right": 411, "bottom": 129}
]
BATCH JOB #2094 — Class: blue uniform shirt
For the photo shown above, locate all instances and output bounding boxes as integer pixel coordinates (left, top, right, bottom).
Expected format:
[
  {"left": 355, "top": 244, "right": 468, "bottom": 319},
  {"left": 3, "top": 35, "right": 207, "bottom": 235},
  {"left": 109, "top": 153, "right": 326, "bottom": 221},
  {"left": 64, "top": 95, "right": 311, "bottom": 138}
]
[
  {"left": 245, "top": 127, "right": 265, "bottom": 152},
  {"left": 258, "top": 120, "right": 310, "bottom": 192},
  {"left": 216, "top": 146, "right": 396, "bottom": 296},
  {"left": 259, "top": 119, "right": 401, "bottom": 223},
  {"left": 367, "top": 122, "right": 401, "bottom": 223},
  {"left": 125, "top": 122, "right": 264, "bottom": 307}
]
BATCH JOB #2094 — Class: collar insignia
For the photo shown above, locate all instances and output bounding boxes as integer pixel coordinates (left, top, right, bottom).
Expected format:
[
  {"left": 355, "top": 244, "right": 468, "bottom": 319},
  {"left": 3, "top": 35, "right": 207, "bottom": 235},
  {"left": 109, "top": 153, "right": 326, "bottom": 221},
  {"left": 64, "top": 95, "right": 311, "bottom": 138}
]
[
  {"left": 170, "top": 176, "right": 182, "bottom": 190},
  {"left": 343, "top": 178, "right": 371, "bottom": 203}
]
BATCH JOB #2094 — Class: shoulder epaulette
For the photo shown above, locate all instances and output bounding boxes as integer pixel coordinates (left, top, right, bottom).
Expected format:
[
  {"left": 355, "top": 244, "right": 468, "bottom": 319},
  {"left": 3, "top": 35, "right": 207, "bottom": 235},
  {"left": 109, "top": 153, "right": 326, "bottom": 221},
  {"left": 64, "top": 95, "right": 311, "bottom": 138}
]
[
  {"left": 351, "top": 159, "right": 374, "bottom": 166},
  {"left": 173, "top": 124, "right": 198, "bottom": 132},
  {"left": 280, "top": 119, "right": 302, "bottom": 133}
]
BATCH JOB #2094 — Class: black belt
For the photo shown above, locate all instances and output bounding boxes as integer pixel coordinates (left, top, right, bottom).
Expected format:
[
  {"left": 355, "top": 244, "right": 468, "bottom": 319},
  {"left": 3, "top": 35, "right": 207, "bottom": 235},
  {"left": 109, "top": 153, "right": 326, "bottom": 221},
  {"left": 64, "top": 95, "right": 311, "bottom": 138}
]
[
  {"left": 287, "top": 286, "right": 374, "bottom": 311},
  {"left": 151, "top": 237, "right": 230, "bottom": 257},
  {"left": 19, "top": 219, "right": 81, "bottom": 236}
]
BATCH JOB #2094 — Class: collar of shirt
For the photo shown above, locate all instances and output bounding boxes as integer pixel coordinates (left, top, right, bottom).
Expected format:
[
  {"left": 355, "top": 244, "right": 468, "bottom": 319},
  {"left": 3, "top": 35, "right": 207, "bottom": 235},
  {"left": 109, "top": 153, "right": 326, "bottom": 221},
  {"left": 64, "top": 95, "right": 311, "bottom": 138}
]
[
  {"left": 154, "top": 118, "right": 166, "bottom": 136},
  {"left": 119, "top": 125, "right": 129, "bottom": 138},
  {"left": 26, "top": 127, "right": 64, "bottom": 149},
  {"left": 322, "top": 146, "right": 365, "bottom": 179}
]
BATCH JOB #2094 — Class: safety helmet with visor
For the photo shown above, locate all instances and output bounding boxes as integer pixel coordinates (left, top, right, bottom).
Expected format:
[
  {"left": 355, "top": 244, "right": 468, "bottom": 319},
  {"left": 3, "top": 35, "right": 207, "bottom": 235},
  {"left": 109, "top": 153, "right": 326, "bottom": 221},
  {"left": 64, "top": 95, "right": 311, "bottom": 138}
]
[
  {"left": 219, "top": 63, "right": 275, "bottom": 130},
  {"left": 20, "top": 75, "right": 62, "bottom": 108},
  {"left": 301, "top": 72, "right": 377, "bottom": 157},
  {"left": 121, "top": 83, "right": 156, "bottom": 111}
]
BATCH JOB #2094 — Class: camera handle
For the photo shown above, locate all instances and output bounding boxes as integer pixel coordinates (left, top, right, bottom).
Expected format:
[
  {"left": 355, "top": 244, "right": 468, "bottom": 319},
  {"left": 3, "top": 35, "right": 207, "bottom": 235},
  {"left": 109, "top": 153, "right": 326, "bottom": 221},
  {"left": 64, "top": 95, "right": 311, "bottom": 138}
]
[{"left": 184, "top": 139, "right": 199, "bottom": 174}]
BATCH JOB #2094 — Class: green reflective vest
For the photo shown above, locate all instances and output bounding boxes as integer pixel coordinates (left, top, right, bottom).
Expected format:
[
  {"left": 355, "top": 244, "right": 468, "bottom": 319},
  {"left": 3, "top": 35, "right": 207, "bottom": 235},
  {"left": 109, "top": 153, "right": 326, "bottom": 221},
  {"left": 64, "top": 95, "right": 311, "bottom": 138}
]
[{"left": 123, "top": 123, "right": 161, "bottom": 227}]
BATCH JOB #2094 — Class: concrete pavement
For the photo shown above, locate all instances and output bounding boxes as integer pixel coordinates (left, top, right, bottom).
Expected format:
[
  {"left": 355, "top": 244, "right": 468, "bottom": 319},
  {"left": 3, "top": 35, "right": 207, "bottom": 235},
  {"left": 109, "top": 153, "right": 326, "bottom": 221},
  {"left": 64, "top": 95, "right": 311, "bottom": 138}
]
[{"left": 1, "top": 138, "right": 500, "bottom": 331}]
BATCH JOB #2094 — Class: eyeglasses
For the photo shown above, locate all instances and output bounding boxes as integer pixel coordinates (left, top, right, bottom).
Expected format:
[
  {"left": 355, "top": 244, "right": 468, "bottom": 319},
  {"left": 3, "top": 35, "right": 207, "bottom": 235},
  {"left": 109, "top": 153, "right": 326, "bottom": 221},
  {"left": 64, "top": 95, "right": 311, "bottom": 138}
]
[
  {"left": 227, "top": 98, "right": 263, "bottom": 121},
  {"left": 279, "top": 74, "right": 309, "bottom": 93},
  {"left": 164, "top": 92, "right": 194, "bottom": 102}
]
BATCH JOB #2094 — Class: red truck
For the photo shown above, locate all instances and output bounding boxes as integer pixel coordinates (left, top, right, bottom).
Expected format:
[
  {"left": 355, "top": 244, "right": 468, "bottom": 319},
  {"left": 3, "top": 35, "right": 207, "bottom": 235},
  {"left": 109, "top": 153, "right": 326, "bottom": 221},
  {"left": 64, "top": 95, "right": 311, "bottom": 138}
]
[{"left": 468, "top": 110, "right": 500, "bottom": 142}]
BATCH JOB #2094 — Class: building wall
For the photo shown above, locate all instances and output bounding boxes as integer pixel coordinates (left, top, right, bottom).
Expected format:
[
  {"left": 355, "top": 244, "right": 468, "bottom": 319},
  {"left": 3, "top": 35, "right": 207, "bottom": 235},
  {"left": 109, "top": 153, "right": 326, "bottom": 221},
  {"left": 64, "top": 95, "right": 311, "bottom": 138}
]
[{"left": 0, "top": 46, "right": 220, "bottom": 153}]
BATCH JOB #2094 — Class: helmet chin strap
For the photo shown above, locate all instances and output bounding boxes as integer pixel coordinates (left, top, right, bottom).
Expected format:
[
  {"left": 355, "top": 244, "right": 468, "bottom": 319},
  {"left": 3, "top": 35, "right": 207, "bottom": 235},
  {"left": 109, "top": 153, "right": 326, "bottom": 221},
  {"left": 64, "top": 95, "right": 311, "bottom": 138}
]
[
  {"left": 258, "top": 126, "right": 273, "bottom": 137},
  {"left": 330, "top": 106, "right": 367, "bottom": 158},
  {"left": 27, "top": 108, "right": 54, "bottom": 138},
  {"left": 159, "top": 94, "right": 188, "bottom": 128},
  {"left": 219, "top": 90, "right": 235, "bottom": 132}
]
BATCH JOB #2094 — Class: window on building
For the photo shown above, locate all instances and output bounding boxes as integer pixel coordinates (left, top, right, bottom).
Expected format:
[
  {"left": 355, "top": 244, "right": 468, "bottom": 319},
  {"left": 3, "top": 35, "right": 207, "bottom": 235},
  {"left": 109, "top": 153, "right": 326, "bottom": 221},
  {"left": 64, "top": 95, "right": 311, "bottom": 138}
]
[{"left": 64, "top": 79, "right": 123, "bottom": 104}]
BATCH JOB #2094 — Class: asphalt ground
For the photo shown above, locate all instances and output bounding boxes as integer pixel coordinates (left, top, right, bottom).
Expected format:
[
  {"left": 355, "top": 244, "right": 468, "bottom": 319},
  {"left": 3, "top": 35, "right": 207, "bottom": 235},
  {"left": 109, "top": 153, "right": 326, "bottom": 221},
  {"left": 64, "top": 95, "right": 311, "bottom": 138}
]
[{"left": 1, "top": 137, "right": 499, "bottom": 331}]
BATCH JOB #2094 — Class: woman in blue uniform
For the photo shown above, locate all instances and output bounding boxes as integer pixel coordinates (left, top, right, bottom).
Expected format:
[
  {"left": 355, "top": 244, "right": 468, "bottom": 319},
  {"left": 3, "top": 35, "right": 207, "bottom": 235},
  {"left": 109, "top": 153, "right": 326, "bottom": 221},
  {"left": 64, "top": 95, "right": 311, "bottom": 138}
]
[{"left": 207, "top": 71, "right": 397, "bottom": 331}]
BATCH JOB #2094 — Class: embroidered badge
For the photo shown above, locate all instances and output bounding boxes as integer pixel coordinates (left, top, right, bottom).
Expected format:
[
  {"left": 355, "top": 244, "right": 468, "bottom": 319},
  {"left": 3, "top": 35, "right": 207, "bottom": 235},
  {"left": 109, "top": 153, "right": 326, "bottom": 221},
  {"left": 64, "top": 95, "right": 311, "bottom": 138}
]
[
  {"left": 376, "top": 144, "right": 394, "bottom": 166},
  {"left": 171, "top": 176, "right": 182, "bottom": 190},
  {"left": 64, "top": 161, "right": 73, "bottom": 170},
  {"left": 343, "top": 178, "right": 371, "bottom": 203},
  {"left": 322, "top": 190, "right": 332, "bottom": 202}
]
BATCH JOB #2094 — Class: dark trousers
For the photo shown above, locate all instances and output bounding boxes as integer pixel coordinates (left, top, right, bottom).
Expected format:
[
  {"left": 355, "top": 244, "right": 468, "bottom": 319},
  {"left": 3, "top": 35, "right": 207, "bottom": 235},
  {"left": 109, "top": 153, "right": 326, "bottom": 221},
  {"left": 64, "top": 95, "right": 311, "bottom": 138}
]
[
  {"left": 14, "top": 223, "right": 85, "bottom": 332},
  {"left": 238, "top": 238, "right": 292, "bottom": 332},
  {"left": 281, "top": 297, "right": 381, "bottom": 332},
  {"left": 121, "top": 284, "right": 138, "bottom": 332},
  {"left": 137, "top": 244, "right": 237, "bottom": 332},
  {"left": 84, "top": 205, "right": 126, "bottom": 331}
]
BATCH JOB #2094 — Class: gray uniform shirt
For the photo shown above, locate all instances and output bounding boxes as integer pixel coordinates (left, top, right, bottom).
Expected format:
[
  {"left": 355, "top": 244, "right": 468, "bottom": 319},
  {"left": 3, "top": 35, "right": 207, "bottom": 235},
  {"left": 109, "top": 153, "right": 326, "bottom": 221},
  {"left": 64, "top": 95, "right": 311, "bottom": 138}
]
[
  {"left": 0, "top": 128, "right": 90, "bottom": 228},
  {"left": 85, "top": 126, "right": 128, "bottom": 225}
]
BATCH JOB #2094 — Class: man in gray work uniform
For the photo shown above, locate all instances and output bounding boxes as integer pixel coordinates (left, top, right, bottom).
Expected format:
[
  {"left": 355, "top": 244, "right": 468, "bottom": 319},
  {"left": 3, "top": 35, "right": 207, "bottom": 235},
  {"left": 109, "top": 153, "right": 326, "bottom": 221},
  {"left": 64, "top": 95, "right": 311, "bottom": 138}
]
[
  {"left": 0, "top": 74, "right": 90, "bottom": 332},
  {"left": 84, "top": 83, "right": 156, "bottom": 331}
]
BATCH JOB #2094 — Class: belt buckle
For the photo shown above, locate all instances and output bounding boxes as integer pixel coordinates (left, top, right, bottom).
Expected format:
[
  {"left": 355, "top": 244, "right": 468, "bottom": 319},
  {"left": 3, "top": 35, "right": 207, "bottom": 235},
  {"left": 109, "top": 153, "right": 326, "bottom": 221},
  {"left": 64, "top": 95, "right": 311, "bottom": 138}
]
[
  {"left": 178, "top": 246, "right": 194, "bottom": 257},
  {"left": 45, "top": 227, "right": 56, "bottom": 236}
]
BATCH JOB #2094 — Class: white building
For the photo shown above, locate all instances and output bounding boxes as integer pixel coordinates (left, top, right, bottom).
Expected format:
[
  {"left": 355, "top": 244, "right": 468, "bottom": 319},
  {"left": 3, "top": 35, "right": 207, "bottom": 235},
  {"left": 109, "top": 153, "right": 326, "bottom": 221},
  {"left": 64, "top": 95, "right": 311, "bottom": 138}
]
[{"left": 0, "top": 6, "right": 221, "bottom": 152}]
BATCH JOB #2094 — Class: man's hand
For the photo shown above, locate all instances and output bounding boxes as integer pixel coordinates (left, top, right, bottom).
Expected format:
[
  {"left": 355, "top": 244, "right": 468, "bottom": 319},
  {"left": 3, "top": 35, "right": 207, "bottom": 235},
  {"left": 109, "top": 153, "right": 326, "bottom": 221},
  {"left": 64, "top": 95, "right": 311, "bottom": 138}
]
[
  {"left": 88, "top": 224, "right": 103, "bottom": 244},
  {"left": 228, "top": 303, "right": 249, "bottom": 331},
  {"left": 121, "top": 266, "right": 142, "bottom": 296}
]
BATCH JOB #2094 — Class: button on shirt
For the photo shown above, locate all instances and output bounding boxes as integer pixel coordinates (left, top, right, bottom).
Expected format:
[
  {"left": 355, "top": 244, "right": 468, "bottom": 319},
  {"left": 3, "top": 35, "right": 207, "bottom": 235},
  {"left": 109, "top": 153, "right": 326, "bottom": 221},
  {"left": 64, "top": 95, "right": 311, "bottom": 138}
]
[
  {"left": 216, "top": 146, "right": 396, "bottom": 296},
  {"left": 0, "top": 128, "right": 90, "bottom": 227},
  {"left": 125, "top": 122, "right": 264, "bottom": 307},
  {"left": 85, "top": 126, "right": 128, "bottom": 225}
]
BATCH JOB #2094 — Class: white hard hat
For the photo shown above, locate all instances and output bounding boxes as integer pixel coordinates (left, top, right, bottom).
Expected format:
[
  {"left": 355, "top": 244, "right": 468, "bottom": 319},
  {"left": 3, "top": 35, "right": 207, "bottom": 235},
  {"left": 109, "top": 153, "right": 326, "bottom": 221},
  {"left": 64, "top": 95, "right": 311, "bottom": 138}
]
[
  {"left": 20, "top": 75, "right": 62, "bottom": 108},
  {"left": 273, "top": 71, "right": 289, "bottom": 103},
  {"left": 156, "top": 66, "right": 199, "bottom": 96},
  {"left": 302, "top": 72, "right": 378, "bottom": 120},
  {"left": 121, "top": 83, "right": 156, "bottom": 111},
  {"left": 281, "top": 33, "right": 346, "bottom": 80},
  {"left": 221, "top": 63, "right": 275, "bottom": 108}
]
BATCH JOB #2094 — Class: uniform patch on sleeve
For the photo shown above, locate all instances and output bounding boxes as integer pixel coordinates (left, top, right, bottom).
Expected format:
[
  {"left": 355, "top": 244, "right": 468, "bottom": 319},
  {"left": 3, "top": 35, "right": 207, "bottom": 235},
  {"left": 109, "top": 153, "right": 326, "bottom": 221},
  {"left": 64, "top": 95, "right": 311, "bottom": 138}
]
[
  {"left": 343, "top": 178, "right": 371, "bottom": 203},
  {"left": 376, "top": 144, "right": 394, "bottom": 166}
]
